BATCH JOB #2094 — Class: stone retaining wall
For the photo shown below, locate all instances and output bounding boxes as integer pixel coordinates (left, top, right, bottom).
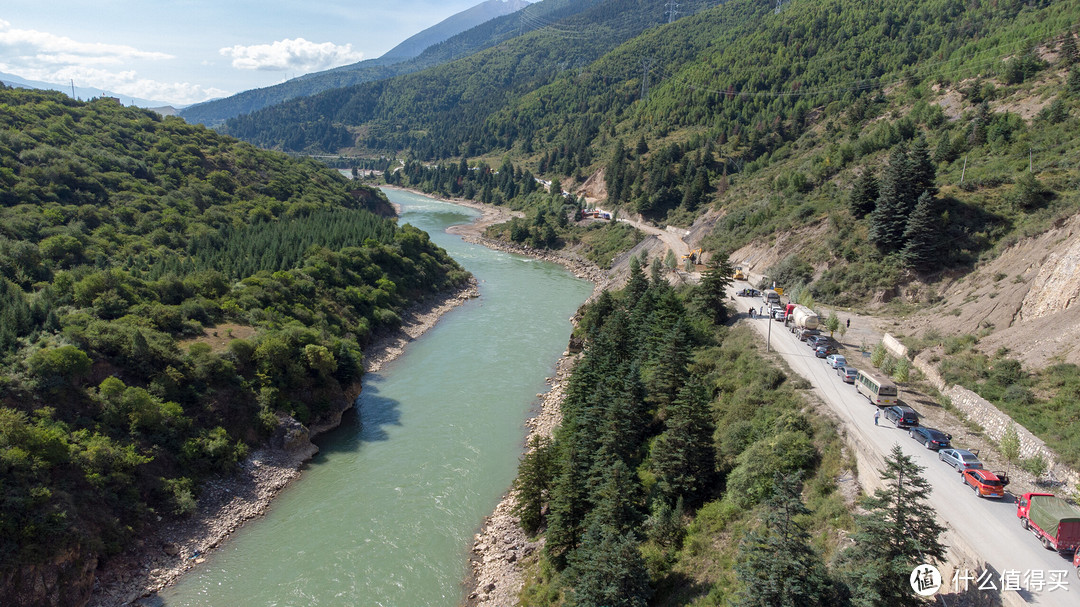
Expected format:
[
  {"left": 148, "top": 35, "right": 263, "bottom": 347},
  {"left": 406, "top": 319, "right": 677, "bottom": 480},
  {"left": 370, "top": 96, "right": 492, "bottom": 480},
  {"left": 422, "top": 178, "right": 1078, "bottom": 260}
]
[{"left": 910, "top": 344, "right": 1079, "bottom": 493}]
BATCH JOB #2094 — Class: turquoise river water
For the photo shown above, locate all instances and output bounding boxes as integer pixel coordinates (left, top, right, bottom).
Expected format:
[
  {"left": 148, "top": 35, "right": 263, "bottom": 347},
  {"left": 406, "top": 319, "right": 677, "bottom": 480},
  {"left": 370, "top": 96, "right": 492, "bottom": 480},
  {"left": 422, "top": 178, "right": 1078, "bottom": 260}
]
[{"left": 159, "top": 189, "right": 593, "bottom": 606}]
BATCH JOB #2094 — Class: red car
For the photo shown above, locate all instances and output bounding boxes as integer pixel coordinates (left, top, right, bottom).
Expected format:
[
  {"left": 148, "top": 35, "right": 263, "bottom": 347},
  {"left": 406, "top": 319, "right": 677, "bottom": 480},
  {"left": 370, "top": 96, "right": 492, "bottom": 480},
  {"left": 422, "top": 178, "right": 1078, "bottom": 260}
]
[{"left": 963, "top": 469, "right": 1009, "bottom": 499}]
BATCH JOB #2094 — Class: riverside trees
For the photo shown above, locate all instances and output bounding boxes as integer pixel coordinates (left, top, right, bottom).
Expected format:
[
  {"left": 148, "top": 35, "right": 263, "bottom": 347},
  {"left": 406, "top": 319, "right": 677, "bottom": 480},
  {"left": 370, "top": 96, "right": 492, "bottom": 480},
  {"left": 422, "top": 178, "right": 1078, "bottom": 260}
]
[
  {"left": 0, "top": 87, "right": 467, "bottom": 592},
  {"left": 510, "top": 255, "right": 959, "bottom": 603},
  {"left": 512, "top": 257, "right": 948, "bottom": 603}
]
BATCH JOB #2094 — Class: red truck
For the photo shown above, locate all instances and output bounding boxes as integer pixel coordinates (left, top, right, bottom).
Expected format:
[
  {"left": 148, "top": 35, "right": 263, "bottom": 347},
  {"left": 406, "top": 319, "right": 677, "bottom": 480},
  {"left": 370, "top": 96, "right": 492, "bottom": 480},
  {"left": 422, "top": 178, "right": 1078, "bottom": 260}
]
[{"left": 1017, "top": 492, "right": 1080, "bottom": 554}]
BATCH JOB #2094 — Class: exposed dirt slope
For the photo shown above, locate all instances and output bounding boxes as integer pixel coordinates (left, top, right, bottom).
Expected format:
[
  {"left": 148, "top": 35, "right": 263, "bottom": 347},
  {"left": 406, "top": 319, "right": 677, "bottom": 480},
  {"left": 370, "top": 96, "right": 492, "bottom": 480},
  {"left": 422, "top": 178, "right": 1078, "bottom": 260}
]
[{"left": 906, "top": 212, "right": 1080, "bottom": 368}]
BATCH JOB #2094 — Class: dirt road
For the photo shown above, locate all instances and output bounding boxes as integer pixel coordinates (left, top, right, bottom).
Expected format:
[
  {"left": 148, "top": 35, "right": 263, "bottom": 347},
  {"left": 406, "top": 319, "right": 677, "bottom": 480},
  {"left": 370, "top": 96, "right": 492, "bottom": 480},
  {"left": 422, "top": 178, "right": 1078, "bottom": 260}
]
[{"left": 616, "top": 216, "right": 690, "bottom": 260}]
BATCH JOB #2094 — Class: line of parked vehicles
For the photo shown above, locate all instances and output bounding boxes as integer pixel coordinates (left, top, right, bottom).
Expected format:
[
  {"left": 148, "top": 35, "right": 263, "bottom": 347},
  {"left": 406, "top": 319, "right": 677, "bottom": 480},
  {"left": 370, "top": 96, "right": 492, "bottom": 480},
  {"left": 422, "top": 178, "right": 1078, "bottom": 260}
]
[
  {"left": 738, "top": 283, "right": 1080, "bottom": 571},
  {"left": 785, "top": 298, "right": 1080, "bottom": 569}
]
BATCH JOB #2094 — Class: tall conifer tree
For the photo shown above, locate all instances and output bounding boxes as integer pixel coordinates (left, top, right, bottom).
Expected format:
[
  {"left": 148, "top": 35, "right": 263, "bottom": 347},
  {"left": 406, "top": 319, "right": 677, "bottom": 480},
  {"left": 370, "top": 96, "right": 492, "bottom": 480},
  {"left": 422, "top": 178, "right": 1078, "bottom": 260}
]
[
  {"left": 568, "top": 522, "right": 653, "bottom": 607},
  {"left": 848, "top": 169, "right": 878, "bottom": 218},
  {"left": 900, "top": 191, "right": 940, "bottom": 271},
  {"left": 649, "top": 376, "right": 717, "bottom": 506},
  {"left": 841, "top": 445, "right": 946, "bottom": 607},
  {"left": 869, "top": 143, "right": 912, "bottom": 251},
  {"left": 695, "top": 257, "right": 734, "bottom": 324},
  {"left": 735, "top": 473, "right": 832, "bottom": 607}
]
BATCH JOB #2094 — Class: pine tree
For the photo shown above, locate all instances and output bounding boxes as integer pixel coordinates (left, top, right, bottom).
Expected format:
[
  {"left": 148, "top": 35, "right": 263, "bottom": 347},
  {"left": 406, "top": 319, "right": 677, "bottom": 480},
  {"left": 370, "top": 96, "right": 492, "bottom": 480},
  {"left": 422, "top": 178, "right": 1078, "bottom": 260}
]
[
  {"left": 635, "top": 134, "right": 649, "bottom": 156},
  {"left": 869, "top": 144, "right": 912, "bottom": 252},
  {"left": 1060, "top": 31, "right": 1078, "bottom": 66},
  {"left": 695, "top": 257, "right": 734, "bottom": 324},
  {"left": 649, "top": 376, "right": 717, "bottom": 506},
  {"left": 931, "top": 130, "right": 955, "bottom": 164},
  {"left": 625, "top": 256, "right": 649, "bottom": 308},
  {"left": 546, "top": 438, "right": 592, "bottom": 568},
  {"left": 735, "top": 473, "right": 833, "bottom": 607},
  {"left": 841, "top": 445, "right": 947, "bottom": 607},
  {"left": 644, "top": 322, "right": 689, "bottom": 417},
  {"left": 567, "top": 521, "right": 653, "bottom": 607},
  {"left": 513, "top": 435, "right": 555, "bottom": 535},
  {"left": 583, "top": 459, "right": 645, "bottom": 536},
  {"left": 848, "top": 169, "right": 878, "bottom": 218},
  {"left": 908, "top": 136, "right": 937, "bottom": 202},
  {"left": 900, "top": 191, "right": 940, "bottom": 271},
  {"left": 606, "top": 140, "right": 626, "bottom": 204}
]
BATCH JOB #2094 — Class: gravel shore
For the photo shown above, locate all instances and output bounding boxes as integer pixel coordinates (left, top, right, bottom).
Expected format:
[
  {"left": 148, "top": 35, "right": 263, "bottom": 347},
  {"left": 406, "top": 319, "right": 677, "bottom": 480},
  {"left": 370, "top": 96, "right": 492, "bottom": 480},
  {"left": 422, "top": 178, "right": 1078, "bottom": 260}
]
[
  {"left": 462, "top": 351, "right": 580, "bottom": 606},
  {"left": 87, "top": 280, "right": 479, "bottom": 607}
]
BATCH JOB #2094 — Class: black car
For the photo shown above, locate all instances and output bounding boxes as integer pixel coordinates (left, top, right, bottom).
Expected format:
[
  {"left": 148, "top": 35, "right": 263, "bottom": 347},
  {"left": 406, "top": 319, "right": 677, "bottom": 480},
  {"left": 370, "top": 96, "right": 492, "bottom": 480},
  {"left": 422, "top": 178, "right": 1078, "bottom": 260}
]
[
  {"left": 883, "top": 405, "right": 919, "bottom": 428},
  {"left": 807, "top": 335, "right": 832, "bottom": 349},
  {"left": 909, "top": 426, "right": 951, "bottom": 450},
  {"left": 814, "top": 344, "right": 838, "bottom": 358}
]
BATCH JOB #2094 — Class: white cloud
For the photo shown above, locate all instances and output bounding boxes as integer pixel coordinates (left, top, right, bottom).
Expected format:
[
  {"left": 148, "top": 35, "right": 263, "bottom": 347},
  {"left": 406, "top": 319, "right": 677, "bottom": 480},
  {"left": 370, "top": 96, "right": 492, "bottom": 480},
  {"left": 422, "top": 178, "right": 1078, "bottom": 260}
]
[
  {"left": 220, "top": 38, "right": 362, "bottom": 72},
  {"left": 0, "top": 19, "right": 172, "bottom": 66},
  {"left": 0, "top": 20, "right": 223, "bottom": 105}
]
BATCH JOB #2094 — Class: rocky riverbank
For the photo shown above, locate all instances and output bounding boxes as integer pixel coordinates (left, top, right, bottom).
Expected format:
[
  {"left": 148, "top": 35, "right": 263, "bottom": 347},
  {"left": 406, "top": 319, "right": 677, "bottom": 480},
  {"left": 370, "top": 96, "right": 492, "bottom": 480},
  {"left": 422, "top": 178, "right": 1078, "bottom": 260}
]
[
  {"left": 462, "top": 350, "right": 580, "bottom": 606},
  {"left": 86, "top": 279, "right": 479, "bottom": 607}
]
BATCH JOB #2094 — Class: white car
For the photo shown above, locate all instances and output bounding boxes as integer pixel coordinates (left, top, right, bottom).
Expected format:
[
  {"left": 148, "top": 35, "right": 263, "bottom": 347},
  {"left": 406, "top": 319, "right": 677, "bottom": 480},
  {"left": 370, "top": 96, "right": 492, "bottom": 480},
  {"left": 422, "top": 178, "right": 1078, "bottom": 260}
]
[{"left": 825, "top": 354, "right": 847, "bottom": 369}]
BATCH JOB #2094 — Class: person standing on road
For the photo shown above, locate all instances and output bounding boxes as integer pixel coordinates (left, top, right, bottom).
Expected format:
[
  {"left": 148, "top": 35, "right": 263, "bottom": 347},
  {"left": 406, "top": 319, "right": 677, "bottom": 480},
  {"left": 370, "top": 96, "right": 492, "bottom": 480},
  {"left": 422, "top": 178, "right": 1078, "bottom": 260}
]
[
  {"left": 874, "top": 409, "right": 880, "bottom": 425},
  {"left": 846, "top": 318, "right": 850, "bottom": 328}
]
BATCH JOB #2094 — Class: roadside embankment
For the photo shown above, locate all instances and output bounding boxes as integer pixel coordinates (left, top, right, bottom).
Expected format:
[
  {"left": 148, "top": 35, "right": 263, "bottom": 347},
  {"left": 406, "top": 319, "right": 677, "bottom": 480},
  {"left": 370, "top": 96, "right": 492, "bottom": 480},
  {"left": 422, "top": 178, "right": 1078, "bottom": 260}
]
[{"left": 87, "top": 279, "right": 479, "bottom": 607}]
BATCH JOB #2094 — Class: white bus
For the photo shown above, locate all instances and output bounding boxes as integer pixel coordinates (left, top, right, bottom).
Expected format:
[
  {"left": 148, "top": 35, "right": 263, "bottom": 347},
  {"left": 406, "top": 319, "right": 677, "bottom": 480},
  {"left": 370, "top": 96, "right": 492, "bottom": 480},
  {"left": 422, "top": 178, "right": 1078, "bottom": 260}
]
[{"left": 856, "top": 369, "right": 899, "bottom": 406}]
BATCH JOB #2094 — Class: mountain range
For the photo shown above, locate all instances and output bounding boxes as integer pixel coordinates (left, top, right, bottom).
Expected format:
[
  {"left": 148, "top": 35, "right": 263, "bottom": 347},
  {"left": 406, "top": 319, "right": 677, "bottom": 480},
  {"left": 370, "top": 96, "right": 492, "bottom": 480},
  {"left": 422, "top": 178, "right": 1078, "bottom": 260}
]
[{"left": 179, "top": 0, "right": 533, "bottom": 126}]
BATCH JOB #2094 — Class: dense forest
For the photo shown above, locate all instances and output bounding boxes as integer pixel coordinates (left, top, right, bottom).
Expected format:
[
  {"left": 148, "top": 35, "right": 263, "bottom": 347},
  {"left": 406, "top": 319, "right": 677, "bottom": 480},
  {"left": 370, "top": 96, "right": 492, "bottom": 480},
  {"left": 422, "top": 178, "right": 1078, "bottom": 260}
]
[
  {"left": 0, "top": 86, "right": 468, "bottom": 602},
  {"left": 508, "top": 258, "right": 946, "bottom": 606}
]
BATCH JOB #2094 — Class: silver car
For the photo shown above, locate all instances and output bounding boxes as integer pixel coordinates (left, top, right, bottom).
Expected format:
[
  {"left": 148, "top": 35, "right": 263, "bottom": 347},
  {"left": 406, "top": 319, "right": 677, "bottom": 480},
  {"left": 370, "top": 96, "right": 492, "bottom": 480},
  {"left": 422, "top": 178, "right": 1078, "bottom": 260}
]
[
  {"left": 938, "top": 448, "right": 983, "bottom": 472},
  {"left": 839, "top": 366, "right": 857, "bottom": 383}
]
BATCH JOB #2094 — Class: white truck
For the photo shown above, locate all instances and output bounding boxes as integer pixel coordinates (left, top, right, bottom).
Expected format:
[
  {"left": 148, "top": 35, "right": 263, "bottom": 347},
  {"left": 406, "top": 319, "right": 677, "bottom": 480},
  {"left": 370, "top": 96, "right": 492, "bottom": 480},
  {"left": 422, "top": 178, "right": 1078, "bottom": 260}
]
[{"left": 789, "top": 305, "right": 819, "bottom": 331}]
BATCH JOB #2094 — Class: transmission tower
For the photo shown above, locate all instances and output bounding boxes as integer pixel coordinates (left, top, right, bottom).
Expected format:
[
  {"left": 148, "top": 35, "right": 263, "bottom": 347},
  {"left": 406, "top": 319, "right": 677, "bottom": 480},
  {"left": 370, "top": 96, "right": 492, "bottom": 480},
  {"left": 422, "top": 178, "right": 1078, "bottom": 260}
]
[
  {"left": 774, "top": 0, "right": 783, "bottom": 14},
  {"left": 666, "top": 1, "right": 680, "bottom": 23},
  {"left": 641, "top": 57, "right": 655, "bottom": 101}
]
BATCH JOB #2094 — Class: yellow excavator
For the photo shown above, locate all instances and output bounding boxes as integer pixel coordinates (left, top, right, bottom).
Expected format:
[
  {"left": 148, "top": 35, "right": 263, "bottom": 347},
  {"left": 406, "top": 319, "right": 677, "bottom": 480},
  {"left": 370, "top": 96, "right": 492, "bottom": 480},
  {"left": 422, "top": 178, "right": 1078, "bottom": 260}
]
[
  {"left": 732, "top": 266, "right": 746, "bottom": 281},
  {"left": 680, "top": 248, "right": 703, "bottom": 264}
]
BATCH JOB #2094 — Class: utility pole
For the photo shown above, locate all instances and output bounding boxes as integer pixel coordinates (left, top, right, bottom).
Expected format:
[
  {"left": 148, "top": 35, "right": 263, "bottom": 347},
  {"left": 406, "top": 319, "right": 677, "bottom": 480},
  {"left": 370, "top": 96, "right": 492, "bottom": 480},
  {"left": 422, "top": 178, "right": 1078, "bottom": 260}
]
[
  {"left": 767, "top": 308, "right": 772, "bottom": 352},
  {"left": 70, "top": 79, "right": 76, "bottom": 99}
]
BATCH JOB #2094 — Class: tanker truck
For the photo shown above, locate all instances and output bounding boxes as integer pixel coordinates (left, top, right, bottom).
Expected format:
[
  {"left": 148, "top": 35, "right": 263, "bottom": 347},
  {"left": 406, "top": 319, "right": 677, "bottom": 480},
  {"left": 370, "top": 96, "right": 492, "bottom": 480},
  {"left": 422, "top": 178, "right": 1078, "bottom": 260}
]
[{"left": 789, "top": 305, "right": 819, "bottom": 334}]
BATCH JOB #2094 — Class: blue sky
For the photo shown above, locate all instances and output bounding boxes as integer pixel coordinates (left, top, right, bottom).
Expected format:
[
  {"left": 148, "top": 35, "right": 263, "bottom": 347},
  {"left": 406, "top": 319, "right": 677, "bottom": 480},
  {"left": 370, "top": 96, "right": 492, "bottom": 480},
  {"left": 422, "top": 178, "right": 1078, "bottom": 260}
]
[{"left": 1, "top": 0, "right": 500, "bottom": 105}]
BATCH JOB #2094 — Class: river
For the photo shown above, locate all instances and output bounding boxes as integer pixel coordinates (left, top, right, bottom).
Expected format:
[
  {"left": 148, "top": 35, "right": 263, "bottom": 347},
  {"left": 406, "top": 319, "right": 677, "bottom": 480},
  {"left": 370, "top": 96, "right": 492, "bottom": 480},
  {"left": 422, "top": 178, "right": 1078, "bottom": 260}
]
[{"left": 158, "top": 189, "right": 593, "bottom": 606}]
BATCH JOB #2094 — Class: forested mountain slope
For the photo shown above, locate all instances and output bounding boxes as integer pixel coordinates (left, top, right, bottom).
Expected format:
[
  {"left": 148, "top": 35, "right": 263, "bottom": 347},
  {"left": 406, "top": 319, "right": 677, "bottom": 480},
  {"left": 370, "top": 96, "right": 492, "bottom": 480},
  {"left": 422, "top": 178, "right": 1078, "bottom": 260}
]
[
  {"left": 346, "top": 0, "right": 1077, "bottom": 298},
  {"left": 0, "top": 86, "right": 467, "bottom": 606},
  {"left": 220, "top": 0, "right": 721, "bottom": 154},
  {"left": 180, "top": 0, "right": 578, "bottom": 127}
]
